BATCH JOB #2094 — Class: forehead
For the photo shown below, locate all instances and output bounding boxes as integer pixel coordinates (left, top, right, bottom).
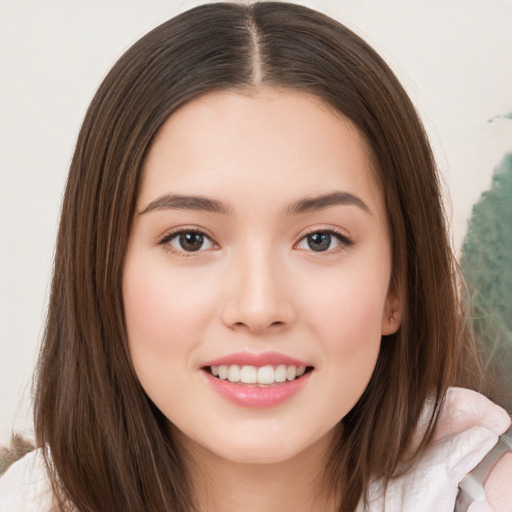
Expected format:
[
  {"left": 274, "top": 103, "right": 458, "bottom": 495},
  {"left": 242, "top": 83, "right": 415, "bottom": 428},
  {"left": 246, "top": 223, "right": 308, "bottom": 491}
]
[{"left": 139, "top": 87, "right": 384, "bottom": 217}]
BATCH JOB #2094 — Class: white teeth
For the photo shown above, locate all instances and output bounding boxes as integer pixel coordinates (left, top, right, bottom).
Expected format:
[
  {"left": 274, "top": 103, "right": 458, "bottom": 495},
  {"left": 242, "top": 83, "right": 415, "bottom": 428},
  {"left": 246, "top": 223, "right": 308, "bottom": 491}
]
[
  {"left": 275, "top": 364, "right": 287, "bottom": 382},
  {"left": 218, "top": 365, "right": 228, "bottom": 380},
  {"left": 210, "top": 364, "right": 308, "bottom": 385},
  {"left": 286, "top": 365, "right": 297, "bottom": 381},
  {"left": 227, "top": 365, "right": 240, "bottom": 382},
  {"left": 240, "top": 365, "right": 257, "bottom": 384},
  {"left": 257, "top": 365, "right": 275, "bottom": 384}
]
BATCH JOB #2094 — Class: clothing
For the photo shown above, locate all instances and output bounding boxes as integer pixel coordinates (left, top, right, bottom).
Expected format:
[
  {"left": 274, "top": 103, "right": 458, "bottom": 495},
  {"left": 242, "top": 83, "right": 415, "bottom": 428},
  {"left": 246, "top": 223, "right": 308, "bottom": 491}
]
[
  {"left": 0, "top": 448, "right": 53, "bottom": 512},
  {"left": 0, "top": 388, "right": 510, "bottom": 511},
  {"left": 359, "top": 388, "right": 512, "bottom": 511}
]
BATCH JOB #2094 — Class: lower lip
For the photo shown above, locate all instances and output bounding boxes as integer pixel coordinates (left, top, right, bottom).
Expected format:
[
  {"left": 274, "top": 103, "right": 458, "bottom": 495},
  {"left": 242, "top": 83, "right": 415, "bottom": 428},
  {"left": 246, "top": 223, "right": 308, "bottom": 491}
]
[{"left": 202, "top": 370, "right": 312, "bottom": 408}]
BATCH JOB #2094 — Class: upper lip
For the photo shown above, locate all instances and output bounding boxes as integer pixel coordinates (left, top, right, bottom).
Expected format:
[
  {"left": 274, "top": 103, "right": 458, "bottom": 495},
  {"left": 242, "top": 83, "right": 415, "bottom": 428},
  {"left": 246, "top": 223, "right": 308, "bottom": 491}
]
[{"left": 202, "top": 351, "right": 312, "bottom": 368}]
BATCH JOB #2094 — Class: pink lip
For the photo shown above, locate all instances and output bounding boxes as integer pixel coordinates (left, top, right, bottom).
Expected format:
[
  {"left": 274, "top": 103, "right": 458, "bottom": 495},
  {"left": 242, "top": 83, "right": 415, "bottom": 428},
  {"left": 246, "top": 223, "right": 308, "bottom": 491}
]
[
  {"left": 202, "top": 351, "right": 311, "bottom": 368},
  {"left": 202, "top": 370, "right": 312, "bottom": 408}
]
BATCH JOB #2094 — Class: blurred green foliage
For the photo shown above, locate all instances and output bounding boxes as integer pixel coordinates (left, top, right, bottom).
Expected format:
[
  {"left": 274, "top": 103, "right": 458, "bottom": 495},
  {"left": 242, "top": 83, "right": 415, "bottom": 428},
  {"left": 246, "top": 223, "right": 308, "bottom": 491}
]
[{"left": 461, "top": 152, "right": 512, "bottom": 410}]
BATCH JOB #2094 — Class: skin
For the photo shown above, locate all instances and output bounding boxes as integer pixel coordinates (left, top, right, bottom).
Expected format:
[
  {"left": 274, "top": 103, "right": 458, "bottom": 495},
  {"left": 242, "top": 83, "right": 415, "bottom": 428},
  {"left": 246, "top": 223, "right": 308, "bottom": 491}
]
[
  {"left": 485, "top": 453, "right": 512, "bottom": 510},
  {"left": 123, "top": 88, "right": 401, "bottom": 511}
]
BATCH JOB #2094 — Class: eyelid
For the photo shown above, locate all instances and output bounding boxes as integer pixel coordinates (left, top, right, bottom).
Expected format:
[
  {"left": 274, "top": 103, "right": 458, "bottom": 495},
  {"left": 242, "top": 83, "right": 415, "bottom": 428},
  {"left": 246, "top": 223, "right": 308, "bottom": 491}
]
[
  {"left": 157, "top": 226, "right": 219, "bottom": 256},
  {"left": 294, "top": 227, "right": 354, "bottom": 253},
  {"left": 156, "top": 225, "right": 353, "bottom": 256}
]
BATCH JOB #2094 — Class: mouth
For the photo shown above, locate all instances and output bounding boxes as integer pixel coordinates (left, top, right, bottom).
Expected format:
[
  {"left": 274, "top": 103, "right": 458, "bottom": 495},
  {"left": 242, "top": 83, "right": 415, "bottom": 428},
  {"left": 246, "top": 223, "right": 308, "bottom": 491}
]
[{"left": 202, "top": 364, "right": 314, "bottom": 387}]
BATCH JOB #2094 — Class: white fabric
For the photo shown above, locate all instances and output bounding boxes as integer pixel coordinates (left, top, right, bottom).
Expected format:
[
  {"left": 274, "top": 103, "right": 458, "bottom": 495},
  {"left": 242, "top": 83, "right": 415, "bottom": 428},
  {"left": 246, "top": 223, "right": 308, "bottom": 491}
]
[
  {"left": 0, "top": 448, "right": 53, "bottom": 512},
  {"left": 360, "top": 388, "right": 511, "bottom": 511},
  {"left": 0, "top": 388, "right": 510, "bottom": 511}
]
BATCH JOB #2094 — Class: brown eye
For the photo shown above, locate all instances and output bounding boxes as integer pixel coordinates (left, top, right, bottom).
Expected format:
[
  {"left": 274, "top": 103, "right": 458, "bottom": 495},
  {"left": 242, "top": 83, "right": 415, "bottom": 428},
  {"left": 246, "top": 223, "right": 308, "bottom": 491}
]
[
  {"left": 178, "top": 232, "right": 205, "bottom": 252},
  {"left": 161, "top": 230, "right": 216, "bottom": 253},
  {"left": 306, "top": 232, "right": 331, "bottom": 252},
  {"left": 296, "top": 230, "right": 354, "bottom": 253}
]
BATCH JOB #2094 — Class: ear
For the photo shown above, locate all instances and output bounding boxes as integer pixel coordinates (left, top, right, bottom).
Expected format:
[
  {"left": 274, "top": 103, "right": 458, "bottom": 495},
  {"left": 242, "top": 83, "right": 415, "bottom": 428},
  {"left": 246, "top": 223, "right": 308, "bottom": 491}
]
[{"left": 381, "top": 284, "right": 402, "bottom": 336}]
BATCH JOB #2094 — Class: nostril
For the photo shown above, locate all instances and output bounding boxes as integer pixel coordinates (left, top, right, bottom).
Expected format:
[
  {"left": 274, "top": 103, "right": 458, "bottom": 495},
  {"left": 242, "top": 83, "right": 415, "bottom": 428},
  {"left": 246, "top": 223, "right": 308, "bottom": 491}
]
[{"left": 229, "top": 319, "right": 287, "bottom": 332}]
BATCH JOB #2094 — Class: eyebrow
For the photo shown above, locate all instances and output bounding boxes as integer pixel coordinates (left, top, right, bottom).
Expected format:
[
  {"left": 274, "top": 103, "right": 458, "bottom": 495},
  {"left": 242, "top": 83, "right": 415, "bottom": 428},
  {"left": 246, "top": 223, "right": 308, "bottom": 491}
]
[
  {"left": 138, "top": 190, "right": 370, "bottom": 217},
  {"left": 138, "top": 194, "right": 231, "bottom": 215},
  {"left": 286, "top": 191, "right": 370, "bottom": 216}
]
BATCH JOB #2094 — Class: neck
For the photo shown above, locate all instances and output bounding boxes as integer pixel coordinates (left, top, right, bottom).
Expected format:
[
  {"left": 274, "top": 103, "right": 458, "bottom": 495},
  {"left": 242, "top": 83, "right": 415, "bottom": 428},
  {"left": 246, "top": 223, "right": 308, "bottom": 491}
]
[{"left": 182, "top": 431, "right": 340, "bottom": 512}]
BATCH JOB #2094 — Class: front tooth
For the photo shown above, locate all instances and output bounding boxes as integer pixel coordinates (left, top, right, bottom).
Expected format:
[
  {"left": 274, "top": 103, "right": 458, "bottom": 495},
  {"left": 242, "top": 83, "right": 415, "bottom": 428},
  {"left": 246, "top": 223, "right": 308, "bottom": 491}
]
[
  {"left": 275, "top": 365, "right": 287, "bottom": 383},
  {"left": 257, "top": 365, "right": 275, "bottom": 384},
  {"left": 228, "top": 365, "right": 240, "bottom": 382},
  {"left": 286, "top": 365, "right": 297, "bottom": 381},
  {"left": 240, "top": 365, "right": 257, "bottom": 384},
  {"left": 218, "top": 365, "right": 228, "bottom": 380}
]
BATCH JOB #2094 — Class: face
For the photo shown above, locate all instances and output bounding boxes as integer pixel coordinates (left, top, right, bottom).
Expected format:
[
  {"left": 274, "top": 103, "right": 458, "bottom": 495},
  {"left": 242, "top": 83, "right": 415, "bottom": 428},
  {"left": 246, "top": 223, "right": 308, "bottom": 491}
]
[{"left": 123, "top": 88, "right": 400, "bottom": 466}]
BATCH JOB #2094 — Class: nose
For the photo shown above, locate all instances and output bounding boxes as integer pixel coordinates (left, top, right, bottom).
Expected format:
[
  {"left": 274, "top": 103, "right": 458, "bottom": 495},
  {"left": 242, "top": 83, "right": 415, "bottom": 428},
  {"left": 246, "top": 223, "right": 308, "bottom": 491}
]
[{"left": 220, "top": 247, "right": 297, "bottom": 334}]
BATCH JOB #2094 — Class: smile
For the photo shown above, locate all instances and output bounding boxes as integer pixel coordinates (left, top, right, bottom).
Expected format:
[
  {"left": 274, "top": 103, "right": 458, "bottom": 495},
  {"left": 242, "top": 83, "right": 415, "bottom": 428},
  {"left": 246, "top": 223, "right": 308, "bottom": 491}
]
[
  {"left": 206, "top": 364, "right": 311, "bottom": 386},
  {"left": 201, "top": 356, "right": 314, "bottom": 407}
]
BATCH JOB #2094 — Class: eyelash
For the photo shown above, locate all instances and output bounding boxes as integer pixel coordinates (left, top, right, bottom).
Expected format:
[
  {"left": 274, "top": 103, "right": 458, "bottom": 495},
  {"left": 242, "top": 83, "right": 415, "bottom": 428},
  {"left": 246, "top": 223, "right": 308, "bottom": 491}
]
[
  {"left": 295, "top": 228, "right": 354, "bottom": 254},
  {"left": 158, "top": 227, "right": 217, "bottom": 258},
  {"left": 157, "top": 227, "right": 354, "bottom": 257}
]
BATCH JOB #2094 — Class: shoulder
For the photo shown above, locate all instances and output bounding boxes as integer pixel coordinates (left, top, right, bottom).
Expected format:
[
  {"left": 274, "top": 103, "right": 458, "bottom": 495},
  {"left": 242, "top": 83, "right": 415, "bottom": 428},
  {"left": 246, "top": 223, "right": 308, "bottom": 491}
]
[
  {"left": 363, "top": 388, "right": 512, "bottom": 512},
  {"left": 0, "top": 448, "right": 55, "bottom": 512}
]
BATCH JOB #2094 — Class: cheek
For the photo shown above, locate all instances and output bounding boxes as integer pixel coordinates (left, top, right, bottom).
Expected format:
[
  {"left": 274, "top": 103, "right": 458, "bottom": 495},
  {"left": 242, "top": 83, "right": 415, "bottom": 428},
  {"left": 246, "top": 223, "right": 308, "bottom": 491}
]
[
  {"left": 122, "top": 256, "right": 221, "bottom": 421},
  {"left": 299, "top": 262, "right": 389, "bottom": 410},
  {"left": 302, "top": 260, "right": 390, "bottom": 342},
  {"left": 122, "top": 256, "right": 217, "bottom": 370},
  {"left": 321, "top": 283, "right": 383, "bottom": 373}
]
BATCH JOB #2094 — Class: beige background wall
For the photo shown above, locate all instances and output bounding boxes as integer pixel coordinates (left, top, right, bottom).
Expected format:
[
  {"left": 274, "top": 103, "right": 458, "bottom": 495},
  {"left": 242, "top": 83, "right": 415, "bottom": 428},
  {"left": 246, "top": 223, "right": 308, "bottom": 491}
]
[{"left": 1, "top": 0, "right": 511, "bottom": 446}]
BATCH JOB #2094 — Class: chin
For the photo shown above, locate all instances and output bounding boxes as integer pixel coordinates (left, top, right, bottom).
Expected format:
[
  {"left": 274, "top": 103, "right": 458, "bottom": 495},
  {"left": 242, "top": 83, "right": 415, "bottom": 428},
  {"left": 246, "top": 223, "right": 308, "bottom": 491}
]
[
  {"left": 218, "top": 444, "right": 302, "bottom": 465},
  {"left": 175, "top": 422, "right": 336, "bottom": 467}
]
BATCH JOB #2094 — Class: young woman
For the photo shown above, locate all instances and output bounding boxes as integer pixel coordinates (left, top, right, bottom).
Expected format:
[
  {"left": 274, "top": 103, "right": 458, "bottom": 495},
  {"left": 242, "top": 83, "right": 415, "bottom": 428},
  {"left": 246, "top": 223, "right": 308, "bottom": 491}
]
[{"left": 0, "top": 2, "right": 510, "bottom": 511}]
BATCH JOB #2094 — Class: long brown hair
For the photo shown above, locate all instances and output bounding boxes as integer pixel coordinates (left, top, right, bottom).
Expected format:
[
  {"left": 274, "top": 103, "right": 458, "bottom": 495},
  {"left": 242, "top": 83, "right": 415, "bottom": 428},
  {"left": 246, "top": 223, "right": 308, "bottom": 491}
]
[{"left": 34, "top": 2, "right": 483, "bottom": 511}]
